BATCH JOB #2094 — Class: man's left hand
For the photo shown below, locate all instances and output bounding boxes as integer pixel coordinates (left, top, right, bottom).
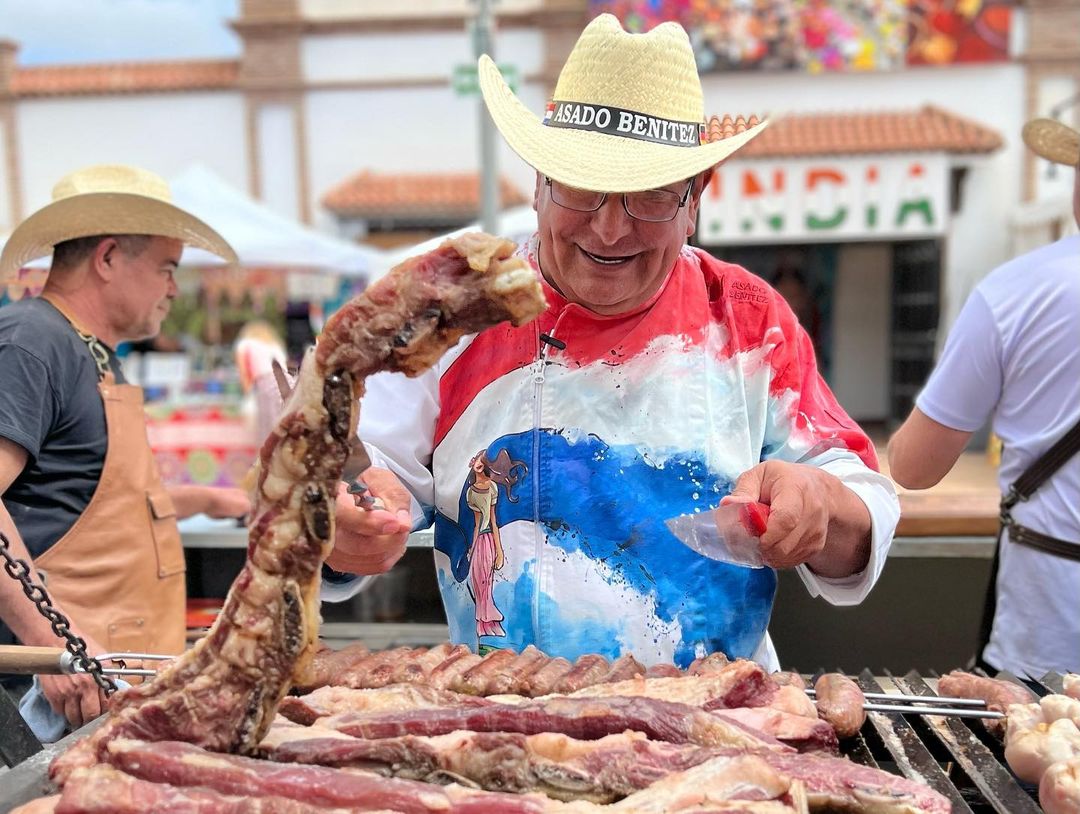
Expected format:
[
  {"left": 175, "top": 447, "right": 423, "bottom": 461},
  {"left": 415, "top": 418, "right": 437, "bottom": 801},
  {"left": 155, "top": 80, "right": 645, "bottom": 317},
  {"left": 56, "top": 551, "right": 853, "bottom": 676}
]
[
  {"left": 725, "top": 460, "right": 871, "bottom": 577},
  {"left": 204, "top": 488, "right": 251, "bottom": 520},
  {"left": 325, "top": 467, "right": 412, "bottom": 575}
]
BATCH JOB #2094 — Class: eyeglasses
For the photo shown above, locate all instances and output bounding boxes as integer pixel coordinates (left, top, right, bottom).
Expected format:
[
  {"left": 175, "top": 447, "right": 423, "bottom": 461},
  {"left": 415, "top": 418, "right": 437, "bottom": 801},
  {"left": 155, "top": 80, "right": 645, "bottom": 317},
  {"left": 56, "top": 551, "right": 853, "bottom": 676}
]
[{"left": 544, "top": 177, "right": 694, "bottom": 223}]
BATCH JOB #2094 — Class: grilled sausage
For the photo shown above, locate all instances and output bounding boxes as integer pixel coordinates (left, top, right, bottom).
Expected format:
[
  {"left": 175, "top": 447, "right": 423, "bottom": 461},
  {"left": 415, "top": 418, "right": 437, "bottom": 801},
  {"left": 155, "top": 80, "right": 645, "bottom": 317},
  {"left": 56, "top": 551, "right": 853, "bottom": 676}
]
[
  {"left": 771, "top": 671, "right": 807, "bottom": 690},
  {"left": 938, "top": 670, "right": 1036, "bottom": 736},
  {"left": 814, "top": 672, "right": 866, "bottom": 739}
]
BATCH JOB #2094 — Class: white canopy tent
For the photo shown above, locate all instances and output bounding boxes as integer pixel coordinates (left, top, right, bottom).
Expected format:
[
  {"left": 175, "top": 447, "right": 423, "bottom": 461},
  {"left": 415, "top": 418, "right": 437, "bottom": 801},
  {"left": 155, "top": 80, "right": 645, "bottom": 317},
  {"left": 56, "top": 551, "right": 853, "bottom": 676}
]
[
  {"left": 372, "top": 205, "right": 537, "bottom": 282},
  {"left": 0, "top": 164, "right": 386, "bottom": 276},
  {"left": 169, "top": 165, "right": 384, "bottom": 276}
]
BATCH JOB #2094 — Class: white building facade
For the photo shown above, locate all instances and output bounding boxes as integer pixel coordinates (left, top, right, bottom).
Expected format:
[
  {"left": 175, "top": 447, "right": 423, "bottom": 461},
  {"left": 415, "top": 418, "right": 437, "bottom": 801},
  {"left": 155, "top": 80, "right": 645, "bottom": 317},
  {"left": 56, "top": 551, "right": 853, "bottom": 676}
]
[{"left": 0, "top": 0, "right": 1077, "bottom": 422}]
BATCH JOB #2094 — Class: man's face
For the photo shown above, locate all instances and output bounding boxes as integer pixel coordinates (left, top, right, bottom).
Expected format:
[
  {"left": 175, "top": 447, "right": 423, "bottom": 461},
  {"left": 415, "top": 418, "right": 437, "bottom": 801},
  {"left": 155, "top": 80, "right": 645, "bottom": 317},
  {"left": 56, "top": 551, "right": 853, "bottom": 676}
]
[
  {"left": 533, "top": 171, "right": 706, "bottom": 316},
  {"left": 109, "top": 236, "right": 182, "bottom": 342}
]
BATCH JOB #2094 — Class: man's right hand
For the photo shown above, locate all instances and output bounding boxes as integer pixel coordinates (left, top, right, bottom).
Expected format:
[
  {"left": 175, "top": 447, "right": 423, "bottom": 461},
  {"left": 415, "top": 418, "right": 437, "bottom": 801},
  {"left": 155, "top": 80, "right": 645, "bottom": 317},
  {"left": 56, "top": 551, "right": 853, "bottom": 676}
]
[
  {"left": 325, "top": 467, "right": 413, "bottom": 575},
  {"left": 38, "top": 671, "right": 109, "bottom": 730},
  {"left": 37, "top": 631, "right": 112, "bottom": 730}
]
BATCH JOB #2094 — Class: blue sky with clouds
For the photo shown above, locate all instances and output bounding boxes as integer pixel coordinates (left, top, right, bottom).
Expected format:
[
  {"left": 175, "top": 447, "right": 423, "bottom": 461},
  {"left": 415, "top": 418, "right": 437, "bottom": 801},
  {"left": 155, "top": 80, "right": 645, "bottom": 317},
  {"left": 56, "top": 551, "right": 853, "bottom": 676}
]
[{"left": 1, "top": 0, "right": 240, "bottom": 65}]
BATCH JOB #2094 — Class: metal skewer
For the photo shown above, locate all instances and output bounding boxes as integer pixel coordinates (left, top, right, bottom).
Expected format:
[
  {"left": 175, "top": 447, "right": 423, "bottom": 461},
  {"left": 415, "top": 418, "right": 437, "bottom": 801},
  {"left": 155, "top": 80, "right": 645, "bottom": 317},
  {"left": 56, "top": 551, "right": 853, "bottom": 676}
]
[
  {"left": 805, "top": 688, "right": 988, "bottom": 707},
  {"left": 861, "top": 702, "right": 1004, "bottom": 719},
  {"left": 74, "top": 652, "right": 173, "bottom": 678},
  {"left": 0, "top": 646, "right": 174, "bottom": 678}
]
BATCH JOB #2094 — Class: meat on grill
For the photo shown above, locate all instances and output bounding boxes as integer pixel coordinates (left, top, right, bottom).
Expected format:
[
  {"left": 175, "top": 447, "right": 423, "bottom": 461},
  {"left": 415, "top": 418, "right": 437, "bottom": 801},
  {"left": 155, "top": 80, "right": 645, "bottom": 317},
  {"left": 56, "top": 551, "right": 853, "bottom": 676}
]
[
  {"left": 267, "top": 730, "right": 714, "bottom": 803},
  {"left": 49, "top": 766, "right": 371, "bottom": 814},
  {"left": 277, "top": 684, "right": 491, "bottom": 726},
  {"left": 270, "top": 682, "right": 834, "bottom": 754},
  {"left": 303, "top": 641, "right": 780, "bottom": 697},
  {"left": 766, "top": 685, "right": 818, "bottom": 719},
  {"left": 93, "top": 738, "right": 808, "bottom": 813},
  {"left": 1006, "top": 717, "right": 1080, "bottom": 784},
  {"left": 315, "top": 694, "right": 789, "bottom": 752},
  {"left": 266, "top": 727, "right": 948, "bottom": 812},
  {"left": 710, "top": 708, "right": 838, "bottom": 753},
  {"left": 1040, "top": 756, "right": 1080, "bottom": 814},
  {"left": 812, "top": 674, "right": 866, "bottom": 739},
  {"left": 560, "top": 660, "right": 773, "bottom": 710},
  {"left": 1042, "top": 693, "right": 1080, "bottom": 726},
  {"left": 1005, "top": 695, "right": 1080, "bottom": 784},
  {"left": 771, "top": 672, "right": 807, "bottom": 690},
  {"left": 937, "top": 670, "right": 1035, "bottom": 736},
  {"left": 8, "top": 798, "right": 60, "bottom": 814},
  {"left": 48, "top": 234, "right": 546, "bottom": 785},
  {"left": 1065, "top": 674, "right": 1080, "bottom": 701}
]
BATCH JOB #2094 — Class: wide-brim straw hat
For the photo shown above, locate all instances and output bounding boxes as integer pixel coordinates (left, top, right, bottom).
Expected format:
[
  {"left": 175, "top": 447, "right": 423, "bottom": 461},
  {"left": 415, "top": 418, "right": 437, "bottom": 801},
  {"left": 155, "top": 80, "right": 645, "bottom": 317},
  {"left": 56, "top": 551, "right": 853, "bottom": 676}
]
[
  {"left": 1022, "top": 118, "right": 1080, "bottom": 167},
  {"left": 479, "top": 13, "right": 769, "bottom": 194},
  {"left": 0, "top": 164, "right": 237, "bottom": 280}
]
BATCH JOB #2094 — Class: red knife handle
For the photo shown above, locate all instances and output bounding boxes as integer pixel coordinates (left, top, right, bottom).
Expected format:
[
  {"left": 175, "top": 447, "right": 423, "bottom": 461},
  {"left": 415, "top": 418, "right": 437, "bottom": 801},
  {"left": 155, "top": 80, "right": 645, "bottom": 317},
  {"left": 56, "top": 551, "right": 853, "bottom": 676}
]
[{"left": 737, "top": 502, "right": 771, "bottom": 537}]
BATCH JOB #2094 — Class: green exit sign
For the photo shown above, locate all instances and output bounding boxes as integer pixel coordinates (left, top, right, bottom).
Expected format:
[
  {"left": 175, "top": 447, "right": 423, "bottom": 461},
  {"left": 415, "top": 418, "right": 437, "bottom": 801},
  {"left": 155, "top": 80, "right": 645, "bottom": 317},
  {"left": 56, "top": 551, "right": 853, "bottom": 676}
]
[{"left": 453, "top": 63, "right": 518, "bottom": 96}]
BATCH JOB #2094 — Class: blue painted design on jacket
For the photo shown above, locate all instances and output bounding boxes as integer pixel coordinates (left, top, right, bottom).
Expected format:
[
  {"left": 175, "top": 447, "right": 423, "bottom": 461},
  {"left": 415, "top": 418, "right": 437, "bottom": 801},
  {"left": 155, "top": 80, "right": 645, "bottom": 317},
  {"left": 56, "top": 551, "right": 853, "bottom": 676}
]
[{"left": 434, "top": 429, "right": 777, "bottom": 665}]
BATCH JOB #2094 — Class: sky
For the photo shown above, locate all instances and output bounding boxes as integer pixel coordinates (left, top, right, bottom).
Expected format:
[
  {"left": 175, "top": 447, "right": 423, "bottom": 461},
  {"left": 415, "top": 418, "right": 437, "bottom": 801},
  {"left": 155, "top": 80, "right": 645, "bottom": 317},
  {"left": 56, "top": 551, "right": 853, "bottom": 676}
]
[{"left": 0, "top": 0, "right": 240, "bottom": 65}]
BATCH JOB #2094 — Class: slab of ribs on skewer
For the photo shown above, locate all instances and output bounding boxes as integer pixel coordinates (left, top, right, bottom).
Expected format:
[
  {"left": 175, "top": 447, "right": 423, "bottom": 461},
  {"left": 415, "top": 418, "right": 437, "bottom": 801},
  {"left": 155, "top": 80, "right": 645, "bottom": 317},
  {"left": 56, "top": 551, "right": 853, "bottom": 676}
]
[{"left": 23, "top": 233, "right": 959, "bottom": 813}]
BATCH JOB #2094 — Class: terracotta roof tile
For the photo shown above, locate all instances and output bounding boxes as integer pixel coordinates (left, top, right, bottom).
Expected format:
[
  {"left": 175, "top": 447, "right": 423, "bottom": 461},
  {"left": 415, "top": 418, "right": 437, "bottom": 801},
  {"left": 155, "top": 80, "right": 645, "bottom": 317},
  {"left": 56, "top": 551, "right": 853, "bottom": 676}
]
[
  {"left": 706, "top": 106, "right": 1003, "bottom": 157},
  {"left": 322, "top": 171, "right": 530, "bottom": 218},
  {"left": 12, "top": 60, "right": 239, "bottom": 97}
]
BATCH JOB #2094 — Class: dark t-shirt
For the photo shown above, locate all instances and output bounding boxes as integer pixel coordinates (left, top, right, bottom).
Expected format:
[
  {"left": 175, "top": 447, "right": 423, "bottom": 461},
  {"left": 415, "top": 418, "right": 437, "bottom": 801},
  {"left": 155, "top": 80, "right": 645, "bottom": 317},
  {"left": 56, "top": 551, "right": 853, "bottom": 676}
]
[
  {"left": 0, "top": 298, "right": 128, "bottom": 646},
  {"left": 0, "top": 297, "right": 126, "bottom": 554}
]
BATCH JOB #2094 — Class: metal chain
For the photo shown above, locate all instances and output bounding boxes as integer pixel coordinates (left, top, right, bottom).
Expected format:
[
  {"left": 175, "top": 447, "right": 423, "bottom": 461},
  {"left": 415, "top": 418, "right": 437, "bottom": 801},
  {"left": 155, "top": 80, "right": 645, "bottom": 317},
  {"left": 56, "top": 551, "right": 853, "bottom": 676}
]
[
  {"left": 73, "top": 329, "right": 111, "bottom": 381},
  {"left": 0, "top": 531, "right": 117, "bottom": 695}
]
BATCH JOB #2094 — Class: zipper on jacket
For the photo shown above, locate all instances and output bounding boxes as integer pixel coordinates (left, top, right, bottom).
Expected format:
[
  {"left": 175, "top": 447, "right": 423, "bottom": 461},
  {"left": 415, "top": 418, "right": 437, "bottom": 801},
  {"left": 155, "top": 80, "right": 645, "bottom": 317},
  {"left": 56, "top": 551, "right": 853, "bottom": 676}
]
[
  {"left": 530, "top": 326, "right": 546, "bottom": 648},
  {"left": 530, "top": 323, "right": 565, "bottom": 649}
]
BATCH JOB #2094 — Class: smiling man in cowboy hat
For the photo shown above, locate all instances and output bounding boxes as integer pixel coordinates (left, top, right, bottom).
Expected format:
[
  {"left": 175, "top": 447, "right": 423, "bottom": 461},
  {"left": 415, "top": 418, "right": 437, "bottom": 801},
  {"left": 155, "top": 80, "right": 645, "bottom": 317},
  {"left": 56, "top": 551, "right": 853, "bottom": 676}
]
[
  {"left": 890, "top": 118, "right": 1080, "bottom": 679},
  {"left": 330, "top": 15, "right": 898, "bottom": 670}
]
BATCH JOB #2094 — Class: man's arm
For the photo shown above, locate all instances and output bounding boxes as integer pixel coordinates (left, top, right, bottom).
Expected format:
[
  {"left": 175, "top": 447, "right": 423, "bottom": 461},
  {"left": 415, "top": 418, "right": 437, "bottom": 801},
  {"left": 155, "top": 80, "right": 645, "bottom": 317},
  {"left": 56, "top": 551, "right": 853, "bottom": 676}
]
[
  {"left": 887, "top": 408, "right": 973, "bottom": 489},
  {"left": 725, "top": 289, "right": 895, "bottom": 583},
  {"left": 324, "top": 467, "right": 413, "bottom": 575},
  {"left": 888, "top": 290, "right": 1001, "bottom": 490},
  {"left": 165, "top": 484, "right": 249, "bottom": 520},
  {"left": 322, "top": 363, "right": 445, "bottom": 581},
  {"left": 0, "top": 437, "right": 108, "bottom": 728}
]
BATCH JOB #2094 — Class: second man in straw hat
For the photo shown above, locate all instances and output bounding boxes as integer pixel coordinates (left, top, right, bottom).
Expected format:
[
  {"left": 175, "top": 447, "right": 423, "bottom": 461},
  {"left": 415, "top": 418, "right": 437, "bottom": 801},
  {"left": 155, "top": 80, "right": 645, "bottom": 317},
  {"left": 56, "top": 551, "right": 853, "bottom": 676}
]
[
  {"left": 0, "top": 165, "right": 412, "bottom": 739},
  {"left": 329, "top": 15, "right": 899, "bottom": 669}
]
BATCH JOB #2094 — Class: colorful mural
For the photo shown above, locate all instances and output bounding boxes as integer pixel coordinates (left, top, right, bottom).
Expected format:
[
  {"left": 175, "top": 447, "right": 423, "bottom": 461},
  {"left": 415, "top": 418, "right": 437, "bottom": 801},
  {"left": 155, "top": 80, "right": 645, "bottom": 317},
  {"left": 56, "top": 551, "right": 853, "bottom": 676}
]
[
  {"left": 906, "top": 0, "right": 1011, "bottom": 65},
  {"left": 588, "top": 0, "right": 1010, "bottom": 72}
]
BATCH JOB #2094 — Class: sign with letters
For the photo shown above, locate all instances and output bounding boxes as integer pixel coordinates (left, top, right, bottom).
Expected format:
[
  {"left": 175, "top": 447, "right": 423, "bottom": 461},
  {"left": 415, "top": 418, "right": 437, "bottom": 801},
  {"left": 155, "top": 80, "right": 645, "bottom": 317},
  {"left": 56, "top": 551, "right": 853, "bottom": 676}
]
[
  {"left": 697, "top": 155, "right": 949, "bottom": 245},
  {"left": 544, "top": 101, "right": 705, "bottom": 147},
  {"left": 453, "top": 63, "right": 518, "bottom": 96}
]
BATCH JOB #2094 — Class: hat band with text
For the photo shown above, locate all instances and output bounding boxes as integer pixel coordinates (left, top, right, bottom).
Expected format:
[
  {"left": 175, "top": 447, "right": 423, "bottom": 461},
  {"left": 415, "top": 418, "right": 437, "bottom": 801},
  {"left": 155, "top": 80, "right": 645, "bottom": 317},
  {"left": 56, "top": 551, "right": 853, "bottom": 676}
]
[{"left": 543, "top": 101, "right": 705, "bottom": 147}]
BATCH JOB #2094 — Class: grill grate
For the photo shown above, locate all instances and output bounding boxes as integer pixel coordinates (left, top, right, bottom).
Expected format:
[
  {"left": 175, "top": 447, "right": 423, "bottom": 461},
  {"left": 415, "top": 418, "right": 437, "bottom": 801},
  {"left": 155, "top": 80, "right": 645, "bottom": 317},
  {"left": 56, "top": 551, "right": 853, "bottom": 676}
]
[
  {"left": 0, "top": 669, "right": 1067, "bottom": 813},
  {"left": 838, "top": 669, "right": 1063, "bottom": 813}
]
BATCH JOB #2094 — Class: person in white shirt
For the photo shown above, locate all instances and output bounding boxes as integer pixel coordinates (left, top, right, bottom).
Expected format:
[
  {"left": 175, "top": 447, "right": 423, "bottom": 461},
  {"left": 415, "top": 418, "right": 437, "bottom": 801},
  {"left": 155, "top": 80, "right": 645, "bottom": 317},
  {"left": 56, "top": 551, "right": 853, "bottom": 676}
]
[{"left": 889, "top": 117, "right": 1080, "bottom": 679}]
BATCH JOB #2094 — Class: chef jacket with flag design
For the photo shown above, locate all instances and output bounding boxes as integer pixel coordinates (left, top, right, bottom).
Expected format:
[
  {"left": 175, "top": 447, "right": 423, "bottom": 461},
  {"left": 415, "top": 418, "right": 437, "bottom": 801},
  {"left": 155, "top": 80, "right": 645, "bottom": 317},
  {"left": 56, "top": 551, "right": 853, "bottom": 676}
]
[{"left": 338, "top": 238, "right": 899, "bottom": 670}]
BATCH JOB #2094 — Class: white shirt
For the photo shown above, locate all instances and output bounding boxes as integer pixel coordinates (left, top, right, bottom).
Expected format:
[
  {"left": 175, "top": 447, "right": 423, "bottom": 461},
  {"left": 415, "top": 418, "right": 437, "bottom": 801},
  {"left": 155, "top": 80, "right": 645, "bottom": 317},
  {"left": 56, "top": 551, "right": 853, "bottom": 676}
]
[{"left": 917, "top": 235, "right": 1080, "bottom": 677}]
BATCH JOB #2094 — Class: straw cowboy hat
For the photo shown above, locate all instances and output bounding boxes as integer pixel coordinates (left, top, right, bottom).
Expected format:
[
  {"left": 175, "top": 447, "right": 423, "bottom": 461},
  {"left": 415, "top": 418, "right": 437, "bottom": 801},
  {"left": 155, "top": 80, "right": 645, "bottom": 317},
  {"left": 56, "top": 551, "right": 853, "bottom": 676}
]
[
  {"left": 1022, "top": 118, "right": 1080, "bottom": 167},
  {"left": 0, "top": 164, "right": 237, "bottom": 280},
  {"left": 479, "top": 13, "right": 769, "bottom": 194}
]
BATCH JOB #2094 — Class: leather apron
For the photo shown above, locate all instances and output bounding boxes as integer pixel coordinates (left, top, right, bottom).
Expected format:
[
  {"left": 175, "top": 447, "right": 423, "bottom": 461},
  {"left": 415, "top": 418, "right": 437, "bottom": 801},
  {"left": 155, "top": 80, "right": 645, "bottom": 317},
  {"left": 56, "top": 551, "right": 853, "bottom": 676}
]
[{"left": 33, "top": 295, "right": 187, "bottom": 655}]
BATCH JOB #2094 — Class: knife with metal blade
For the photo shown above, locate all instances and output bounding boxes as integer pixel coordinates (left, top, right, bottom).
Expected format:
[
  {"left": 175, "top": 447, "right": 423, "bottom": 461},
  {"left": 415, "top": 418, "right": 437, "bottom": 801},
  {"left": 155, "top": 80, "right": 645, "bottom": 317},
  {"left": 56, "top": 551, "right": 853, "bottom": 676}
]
[
  {"left": 342, "top": 436, "right": 384, "bottom": 510},
  {"left": 272, "top": 360, "right": 380, "bottom": 510},
  {"left": 664, "top": 500, "right": 771, "bottom": 568}
]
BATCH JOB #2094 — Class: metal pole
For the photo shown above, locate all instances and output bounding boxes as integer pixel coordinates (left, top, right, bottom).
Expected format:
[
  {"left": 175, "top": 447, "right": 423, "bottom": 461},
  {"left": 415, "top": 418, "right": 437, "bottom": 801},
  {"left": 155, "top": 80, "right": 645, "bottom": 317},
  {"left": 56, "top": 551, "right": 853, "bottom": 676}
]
[{"left": 473, "top": 0, "right": 499, "bottom": 235}]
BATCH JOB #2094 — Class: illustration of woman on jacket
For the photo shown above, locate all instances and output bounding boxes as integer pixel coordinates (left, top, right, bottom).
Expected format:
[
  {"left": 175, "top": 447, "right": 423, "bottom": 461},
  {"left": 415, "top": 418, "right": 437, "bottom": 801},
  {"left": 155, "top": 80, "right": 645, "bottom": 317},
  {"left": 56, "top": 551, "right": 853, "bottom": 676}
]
[{"left": 466, "top": 448, "right": 526, "bottom": 639}]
